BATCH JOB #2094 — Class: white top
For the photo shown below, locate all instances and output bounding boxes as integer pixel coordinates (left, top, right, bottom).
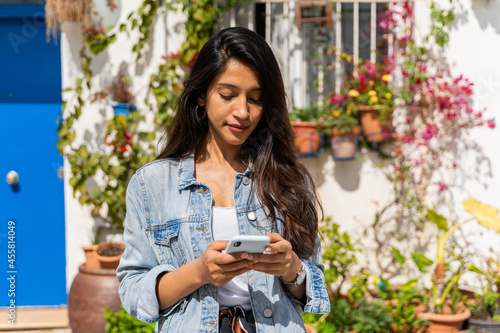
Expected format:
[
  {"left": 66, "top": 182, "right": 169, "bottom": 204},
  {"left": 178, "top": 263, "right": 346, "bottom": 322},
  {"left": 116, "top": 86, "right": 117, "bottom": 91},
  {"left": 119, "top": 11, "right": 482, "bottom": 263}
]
[{"left": 212, "top": 206, "right": 252, "bottom": 311}]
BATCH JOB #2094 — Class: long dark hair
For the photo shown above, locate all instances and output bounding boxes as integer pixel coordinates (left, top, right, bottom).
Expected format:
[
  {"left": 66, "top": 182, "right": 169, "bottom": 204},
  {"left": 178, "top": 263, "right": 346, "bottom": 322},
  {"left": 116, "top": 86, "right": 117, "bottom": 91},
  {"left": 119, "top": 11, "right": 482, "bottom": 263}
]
[{"left": 157, "top": 27, "right": 321, "bottom": 257}]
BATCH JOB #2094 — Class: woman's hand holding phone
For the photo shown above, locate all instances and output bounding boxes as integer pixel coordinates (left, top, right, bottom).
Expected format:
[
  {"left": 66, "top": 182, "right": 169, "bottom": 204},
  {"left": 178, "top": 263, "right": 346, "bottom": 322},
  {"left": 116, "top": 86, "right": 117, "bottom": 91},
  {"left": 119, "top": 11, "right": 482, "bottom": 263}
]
[
  {"left": 197, "top": 241, "right": 256, "bottom": 287},
  {"left": 248, "top": 233, "right": 301, "bottom": 282}
]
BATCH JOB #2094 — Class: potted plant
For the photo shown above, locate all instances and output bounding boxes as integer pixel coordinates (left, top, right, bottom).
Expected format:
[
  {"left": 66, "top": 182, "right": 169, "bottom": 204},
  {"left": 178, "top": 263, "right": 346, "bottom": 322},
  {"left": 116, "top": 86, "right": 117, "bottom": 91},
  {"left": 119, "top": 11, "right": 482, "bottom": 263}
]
[
  {"left": 413, "top": 198, "right": 500, "bottom": 332},
  {"left": 333, "top": 57, "right": 395, "bottom": 143},
  {"left": 467, "top": 254, "right": 500, "bottom": 332},
  {"left": 289, "top": 104, "right": 326, "bottom": 155},
  {"left": 372, "top": 277, "right": 429, "bottom": 333},
  {"left": 107, "top": 71, "right": 136, "bottom": 116},
  {"left": 467, "top": 287, "right": 500, "bottom": 332},
  {"left": 319, "top": 96, "right": 361, "bottom": 160}
]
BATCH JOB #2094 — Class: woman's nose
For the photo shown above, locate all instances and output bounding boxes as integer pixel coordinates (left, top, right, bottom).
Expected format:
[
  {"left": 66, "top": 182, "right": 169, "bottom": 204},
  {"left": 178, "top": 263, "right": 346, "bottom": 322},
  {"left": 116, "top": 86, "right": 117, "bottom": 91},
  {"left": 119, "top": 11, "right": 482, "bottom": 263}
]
[{"left": 233, "top": 98, "right": 249, "bottom": 118}]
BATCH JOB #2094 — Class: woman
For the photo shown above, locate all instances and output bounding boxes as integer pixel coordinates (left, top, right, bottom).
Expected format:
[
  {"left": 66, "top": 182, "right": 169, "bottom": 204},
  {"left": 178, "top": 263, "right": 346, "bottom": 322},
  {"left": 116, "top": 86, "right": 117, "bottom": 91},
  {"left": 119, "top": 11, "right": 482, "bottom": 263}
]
[{"left": 117, "top": 27, "right": 330, "bottom": 333}]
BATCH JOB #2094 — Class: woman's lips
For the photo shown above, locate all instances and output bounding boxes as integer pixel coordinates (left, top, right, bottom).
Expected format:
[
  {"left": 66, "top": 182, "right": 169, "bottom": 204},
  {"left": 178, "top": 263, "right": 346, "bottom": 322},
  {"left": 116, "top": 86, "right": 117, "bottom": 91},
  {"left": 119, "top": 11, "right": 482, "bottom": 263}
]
[{"left": 227, "top": 123, "right": 249, "bottom": 133}]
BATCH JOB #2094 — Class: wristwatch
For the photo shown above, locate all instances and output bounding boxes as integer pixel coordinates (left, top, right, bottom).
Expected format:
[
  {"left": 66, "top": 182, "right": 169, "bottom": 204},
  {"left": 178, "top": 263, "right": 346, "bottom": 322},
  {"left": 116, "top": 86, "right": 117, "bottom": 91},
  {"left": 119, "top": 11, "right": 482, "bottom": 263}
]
[{"left": 280, "top": 263, "right": 306, "bottom": 287}]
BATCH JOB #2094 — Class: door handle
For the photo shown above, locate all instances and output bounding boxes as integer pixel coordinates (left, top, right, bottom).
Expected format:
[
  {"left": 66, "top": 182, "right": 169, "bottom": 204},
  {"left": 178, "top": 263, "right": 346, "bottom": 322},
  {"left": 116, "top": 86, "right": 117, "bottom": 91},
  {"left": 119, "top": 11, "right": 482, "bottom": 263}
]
[{"left": 6, "top": 171, "right": 19, "bottom": 185}]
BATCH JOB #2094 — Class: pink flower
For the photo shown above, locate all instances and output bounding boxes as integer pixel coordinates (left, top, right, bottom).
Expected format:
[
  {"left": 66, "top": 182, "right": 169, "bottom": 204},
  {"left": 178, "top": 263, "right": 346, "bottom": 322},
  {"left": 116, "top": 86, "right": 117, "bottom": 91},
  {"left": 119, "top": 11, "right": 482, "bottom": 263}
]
[
  {"left": 330, "top": 95, "right": 344, "bottom": 104},
  {"left": 487, "top": 119, "right": 496, "bottom": 129},
  {"left": 436, "top": 181, "right": 448, "bottom": 192}
]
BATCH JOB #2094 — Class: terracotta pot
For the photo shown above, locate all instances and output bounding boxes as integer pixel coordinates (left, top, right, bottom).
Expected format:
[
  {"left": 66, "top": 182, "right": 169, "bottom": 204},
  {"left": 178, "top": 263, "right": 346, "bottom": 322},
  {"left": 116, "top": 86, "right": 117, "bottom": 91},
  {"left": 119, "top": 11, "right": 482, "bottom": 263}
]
[
  {"left": 68, "top": 263, "right": 121, "bottom": 333},
  {"left": 417, "top": 309, "right": 470, "bottom": 333},
  {"left": 330, "top": 126, "right": 361, "bottom": 160},
  {"left": 95, "top": 242, "right": 125, "bottom": 269},
  {"left": 291, "top": 121, "right": 322, "bottom": 154},
  {"left": 82, "top": 244, "right": 100, "bottom": 269},
  {"left": 358, "top": 105, "right": 392, "bottom": 143}
]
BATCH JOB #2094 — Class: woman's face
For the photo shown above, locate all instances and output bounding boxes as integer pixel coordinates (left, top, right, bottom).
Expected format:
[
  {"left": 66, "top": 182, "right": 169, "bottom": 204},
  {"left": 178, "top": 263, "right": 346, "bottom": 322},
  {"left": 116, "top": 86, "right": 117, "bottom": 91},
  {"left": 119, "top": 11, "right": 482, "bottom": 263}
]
[{"left": 199, "top": 59, "right": 264, "bottom": 149}]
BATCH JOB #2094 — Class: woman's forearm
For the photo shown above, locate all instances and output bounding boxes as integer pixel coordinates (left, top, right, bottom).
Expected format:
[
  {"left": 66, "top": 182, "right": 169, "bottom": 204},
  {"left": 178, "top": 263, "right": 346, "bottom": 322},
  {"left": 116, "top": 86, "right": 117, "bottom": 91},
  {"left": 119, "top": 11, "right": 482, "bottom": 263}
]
[
  {"left": 156, "top": 258, "right": 206, "bottom": 311},
  {"left": 280, "top": 253, "right": 307, "bottom": 303}
]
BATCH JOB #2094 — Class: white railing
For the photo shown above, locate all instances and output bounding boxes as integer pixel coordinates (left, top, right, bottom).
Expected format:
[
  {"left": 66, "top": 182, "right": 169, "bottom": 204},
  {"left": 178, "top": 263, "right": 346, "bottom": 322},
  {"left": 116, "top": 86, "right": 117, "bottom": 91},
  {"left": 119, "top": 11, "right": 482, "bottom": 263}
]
[{"left": 219, "top": 1, "right": 404, "bottom": 107}]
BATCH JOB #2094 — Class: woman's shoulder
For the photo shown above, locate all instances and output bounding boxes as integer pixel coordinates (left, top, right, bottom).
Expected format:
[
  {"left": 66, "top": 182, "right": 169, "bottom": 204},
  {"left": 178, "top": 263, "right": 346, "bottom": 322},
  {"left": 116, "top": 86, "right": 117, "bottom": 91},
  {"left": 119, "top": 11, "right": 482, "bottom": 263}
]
[{"left": 136, "top": 157, "right": 183, "bottom": 177}]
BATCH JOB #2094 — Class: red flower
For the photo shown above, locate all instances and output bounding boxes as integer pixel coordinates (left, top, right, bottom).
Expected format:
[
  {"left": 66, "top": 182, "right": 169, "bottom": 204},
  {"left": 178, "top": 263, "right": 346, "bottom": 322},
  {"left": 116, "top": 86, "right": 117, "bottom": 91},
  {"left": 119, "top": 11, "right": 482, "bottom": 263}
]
[{"left": 487, "top": 119, "right": 496, "bottom": 129}]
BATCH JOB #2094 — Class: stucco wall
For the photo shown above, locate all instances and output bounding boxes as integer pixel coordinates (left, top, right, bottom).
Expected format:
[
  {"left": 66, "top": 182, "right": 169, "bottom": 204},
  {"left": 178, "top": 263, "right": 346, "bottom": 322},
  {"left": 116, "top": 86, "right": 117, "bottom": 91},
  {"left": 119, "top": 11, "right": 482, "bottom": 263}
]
[{"left": 63, "top": 0, "right": 499, "bottom": 292}]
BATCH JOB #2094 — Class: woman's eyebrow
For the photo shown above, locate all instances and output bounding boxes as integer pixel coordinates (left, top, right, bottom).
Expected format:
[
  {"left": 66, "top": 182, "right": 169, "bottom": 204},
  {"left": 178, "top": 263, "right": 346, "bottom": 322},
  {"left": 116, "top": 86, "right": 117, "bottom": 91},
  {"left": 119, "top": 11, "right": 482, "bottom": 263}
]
[{"left": 216, "top": 83, "right": 262, "bottom": 91}]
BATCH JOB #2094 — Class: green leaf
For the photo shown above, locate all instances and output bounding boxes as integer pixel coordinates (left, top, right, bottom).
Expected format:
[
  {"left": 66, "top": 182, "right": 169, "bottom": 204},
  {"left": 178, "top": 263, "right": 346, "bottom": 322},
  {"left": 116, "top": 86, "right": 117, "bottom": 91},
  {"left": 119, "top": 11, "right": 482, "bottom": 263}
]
[
  {"left": 467, "top": 264, "right": 486, "bottom": 275},
  {"left": 119, "top": 23, "right": 127, "bottom": 32},
  {"left": 426, "top": 208, "right": 448, "bottom": 231},
  {"left": 392, "top": 247, "right": 406, "bottom": 265},
  {"left": 411, "top": 250, "right": 434, "bottom": 273}
]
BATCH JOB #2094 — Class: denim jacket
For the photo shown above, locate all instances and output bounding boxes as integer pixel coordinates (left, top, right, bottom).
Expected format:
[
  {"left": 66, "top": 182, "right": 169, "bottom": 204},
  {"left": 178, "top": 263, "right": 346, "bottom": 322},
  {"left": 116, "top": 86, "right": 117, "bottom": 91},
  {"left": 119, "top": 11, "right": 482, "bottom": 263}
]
[{"left": 116, "top": 154, "right": 330, "bottom": 332}]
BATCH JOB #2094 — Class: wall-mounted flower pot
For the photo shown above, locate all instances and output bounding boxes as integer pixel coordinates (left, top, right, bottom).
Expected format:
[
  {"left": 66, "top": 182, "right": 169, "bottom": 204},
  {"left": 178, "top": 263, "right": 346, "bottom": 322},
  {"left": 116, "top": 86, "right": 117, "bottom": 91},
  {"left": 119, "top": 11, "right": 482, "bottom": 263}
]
[
  {"left": 358, "top": 105, "right": 392, "bottom": 143},
  {"left": 112, "top": 102, "right": 137, "bottom": 116},
  {"left": 291, "top": 121, "right": 323, "bottom": 156},
  {"left": 330, "top": 126, "right": 361, "bottom": 161},
  {"left": 417, "top": 309, "right": 470, "bottom": 333},
  {"left": 95, "top": 241, "right": 125, "bottom": 269}
]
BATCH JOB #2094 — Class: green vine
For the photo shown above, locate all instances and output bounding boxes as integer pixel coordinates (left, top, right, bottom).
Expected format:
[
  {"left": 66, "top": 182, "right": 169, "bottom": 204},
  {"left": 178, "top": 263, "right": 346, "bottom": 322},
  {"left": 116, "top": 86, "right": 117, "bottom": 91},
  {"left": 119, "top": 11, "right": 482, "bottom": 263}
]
[{"left": 57, "top": 1, "right": 248, "bottom": 235}]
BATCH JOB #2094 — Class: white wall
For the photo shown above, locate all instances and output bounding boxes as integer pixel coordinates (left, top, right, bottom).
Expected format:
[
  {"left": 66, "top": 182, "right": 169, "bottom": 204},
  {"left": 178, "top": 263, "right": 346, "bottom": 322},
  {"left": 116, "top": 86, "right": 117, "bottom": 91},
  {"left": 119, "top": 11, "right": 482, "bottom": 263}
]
[
  {"left": 63, "top": 0, "right": 500, "bottom": 291},
  {"left": 62, "top": 0, "right": 185, "bottom": 292}
]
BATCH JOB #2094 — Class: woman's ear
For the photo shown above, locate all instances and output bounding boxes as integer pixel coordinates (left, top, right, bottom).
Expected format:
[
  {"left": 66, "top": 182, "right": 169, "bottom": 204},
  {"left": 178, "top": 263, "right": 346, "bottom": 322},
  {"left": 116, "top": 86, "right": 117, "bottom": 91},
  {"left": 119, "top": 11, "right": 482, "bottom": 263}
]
[{"left": 197, "top": 94, "right": 206, "bottom": 107}]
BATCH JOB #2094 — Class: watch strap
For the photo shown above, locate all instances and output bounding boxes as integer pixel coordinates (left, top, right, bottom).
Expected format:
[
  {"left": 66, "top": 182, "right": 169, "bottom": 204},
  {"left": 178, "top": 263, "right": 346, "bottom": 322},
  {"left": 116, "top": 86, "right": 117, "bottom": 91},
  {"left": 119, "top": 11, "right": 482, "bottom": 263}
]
[{"left": 280, "top": 263, "right": 306, "bottom": 287}]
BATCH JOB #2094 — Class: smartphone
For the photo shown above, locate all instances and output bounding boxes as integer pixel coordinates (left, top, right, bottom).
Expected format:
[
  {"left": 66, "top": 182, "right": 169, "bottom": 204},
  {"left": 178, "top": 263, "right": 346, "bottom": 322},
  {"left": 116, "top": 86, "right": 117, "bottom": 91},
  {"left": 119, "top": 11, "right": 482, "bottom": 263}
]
[{"left": 223, "top": 235, "right": 270, "bottom": 254}]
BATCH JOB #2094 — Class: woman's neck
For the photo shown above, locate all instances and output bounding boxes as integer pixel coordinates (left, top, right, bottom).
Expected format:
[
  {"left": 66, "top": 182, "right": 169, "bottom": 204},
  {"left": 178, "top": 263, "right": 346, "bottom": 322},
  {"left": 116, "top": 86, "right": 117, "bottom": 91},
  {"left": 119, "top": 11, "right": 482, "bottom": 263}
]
[{"left": 196, "top": 135, "right": 246, "bottom": 172}]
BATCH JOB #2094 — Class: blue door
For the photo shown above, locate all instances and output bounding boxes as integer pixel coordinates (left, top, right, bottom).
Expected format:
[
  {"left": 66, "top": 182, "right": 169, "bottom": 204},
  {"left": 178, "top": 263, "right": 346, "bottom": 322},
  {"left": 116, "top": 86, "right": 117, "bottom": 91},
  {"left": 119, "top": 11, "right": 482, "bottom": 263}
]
[{"left": 0, "top": 3, "right": 66, "bottom": 307}]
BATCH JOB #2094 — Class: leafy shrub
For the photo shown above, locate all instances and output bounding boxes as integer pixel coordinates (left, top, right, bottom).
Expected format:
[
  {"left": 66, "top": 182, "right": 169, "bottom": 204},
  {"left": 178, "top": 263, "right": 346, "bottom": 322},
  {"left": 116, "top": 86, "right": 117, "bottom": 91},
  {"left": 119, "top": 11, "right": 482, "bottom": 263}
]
[{"left": 103, "top": 306, "right": 156, "bottom": 333}]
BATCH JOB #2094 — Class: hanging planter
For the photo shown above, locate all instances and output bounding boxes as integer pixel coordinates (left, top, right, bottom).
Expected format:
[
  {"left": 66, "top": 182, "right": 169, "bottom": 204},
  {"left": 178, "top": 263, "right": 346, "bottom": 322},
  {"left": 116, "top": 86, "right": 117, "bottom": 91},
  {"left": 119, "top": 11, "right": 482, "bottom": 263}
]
[
  {"left": 112, "top": 102, "right": 137, "bottom": 116},
  {"left": 330, "top": 126, "right": 361, "bottom": 161},
  {"left": 291, "top": 121, "right": 324, "bottom": 156},
  {"left": 358, "top": 105, "right": 392, "bottom": 143}
]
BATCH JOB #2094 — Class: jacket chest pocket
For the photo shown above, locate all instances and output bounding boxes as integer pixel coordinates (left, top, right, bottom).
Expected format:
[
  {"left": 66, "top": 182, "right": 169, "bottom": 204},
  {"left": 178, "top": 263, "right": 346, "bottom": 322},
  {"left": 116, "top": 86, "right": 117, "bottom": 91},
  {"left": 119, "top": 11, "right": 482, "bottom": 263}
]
[{"left": 149, "top": 222, "right": 187, "bottom": 267}]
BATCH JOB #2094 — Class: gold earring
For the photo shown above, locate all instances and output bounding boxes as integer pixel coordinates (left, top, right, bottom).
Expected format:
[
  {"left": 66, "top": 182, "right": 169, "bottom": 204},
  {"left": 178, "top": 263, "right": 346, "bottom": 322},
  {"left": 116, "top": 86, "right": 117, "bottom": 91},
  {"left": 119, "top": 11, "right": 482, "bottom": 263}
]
[{"left": 196, "top": 105, "right": 206, "bottom": 121}]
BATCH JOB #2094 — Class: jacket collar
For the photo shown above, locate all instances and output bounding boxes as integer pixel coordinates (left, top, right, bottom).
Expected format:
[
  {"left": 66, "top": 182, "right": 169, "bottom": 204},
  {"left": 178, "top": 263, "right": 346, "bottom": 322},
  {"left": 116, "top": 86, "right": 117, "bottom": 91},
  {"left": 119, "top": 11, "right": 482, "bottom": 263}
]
[{"left": 177, "top": 153, "right": 253, "bottom": 190}]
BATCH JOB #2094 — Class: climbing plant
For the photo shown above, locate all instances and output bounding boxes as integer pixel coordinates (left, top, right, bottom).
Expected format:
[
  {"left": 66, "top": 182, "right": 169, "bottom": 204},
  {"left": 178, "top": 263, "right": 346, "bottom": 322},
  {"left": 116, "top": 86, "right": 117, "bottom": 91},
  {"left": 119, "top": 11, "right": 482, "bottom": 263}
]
[{"left": 56, "top": 0, "right": 248, "bottom": 235}]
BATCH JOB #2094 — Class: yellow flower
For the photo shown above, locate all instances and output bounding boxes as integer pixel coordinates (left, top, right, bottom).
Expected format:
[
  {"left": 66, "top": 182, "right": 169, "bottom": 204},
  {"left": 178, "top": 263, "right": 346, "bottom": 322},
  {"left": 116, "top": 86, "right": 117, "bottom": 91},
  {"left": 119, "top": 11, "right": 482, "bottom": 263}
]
[
  {"left": 368, "top": 90, "right": 377, "bottom": 96},
  {"left": 331, "top": 110, "right": 340, "bottom": 117},
  {"left": 369, "top": 80, "right": 375, "bottom": 86},
  {"left": 369, "top": 96, "right": 379, "bottom": 104},
  {"left": 348, "top": 89, "right": 359, "bottom": 98},
  {"left": 346, "top": 108, "right": 352, "bottom": 115},
  {"left": 463, "top": 198, "right": 500, "bottom": 233},
  {"left": 385, "top": 93, "right": 392, "bottom": 99},
  {"left": 382, "top": 74, "right": 390, "bottom": 82}
]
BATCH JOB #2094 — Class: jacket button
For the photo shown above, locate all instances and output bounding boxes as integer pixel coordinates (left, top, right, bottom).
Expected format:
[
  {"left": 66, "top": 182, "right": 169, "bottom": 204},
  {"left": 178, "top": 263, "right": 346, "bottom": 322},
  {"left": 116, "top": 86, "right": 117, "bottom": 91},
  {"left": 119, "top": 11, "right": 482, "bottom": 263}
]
[
  {"left": 242, "top": 176, "right": 250, "bottom": 185},
  {"left": 247, "top": 212, "right": 257, "bottom": 221},
  {"left": 263, "top": 308, "right": 273, "bottom": 318}
]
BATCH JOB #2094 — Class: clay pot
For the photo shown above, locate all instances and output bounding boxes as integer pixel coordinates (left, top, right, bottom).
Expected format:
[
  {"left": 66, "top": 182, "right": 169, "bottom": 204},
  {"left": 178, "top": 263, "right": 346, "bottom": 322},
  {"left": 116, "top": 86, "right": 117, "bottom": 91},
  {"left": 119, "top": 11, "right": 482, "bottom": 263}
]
[
  {"left": 82, "top": 244, "right": 100, "bottom": 269},
  {"left": 68, "top": 263, "right": 121, "bottom": 333},
  {"left": 417, "top": 309, "right": 470, "bottom": 333},
  {"left": 96, "top": 242, "right": 125, "bottom": 269},
  {"left": 330, "top": 126, "right": 362, "bottom": 160},
  {"left": 291, "top": 121, "right": 322, "bottom": 154},
  {"left": 358, "top": 105, "right": 392, "bottom": 143}
]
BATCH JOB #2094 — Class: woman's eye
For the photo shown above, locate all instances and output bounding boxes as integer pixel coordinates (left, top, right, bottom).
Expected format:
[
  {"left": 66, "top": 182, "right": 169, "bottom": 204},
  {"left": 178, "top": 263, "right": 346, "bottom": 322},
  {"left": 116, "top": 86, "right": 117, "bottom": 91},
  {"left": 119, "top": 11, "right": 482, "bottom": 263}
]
[
  {"left": 250, "top": 98, "right": 262, "bottom": 104},
  {"left": 219, "top": 94, "right": 233, "bottom": 101}
]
